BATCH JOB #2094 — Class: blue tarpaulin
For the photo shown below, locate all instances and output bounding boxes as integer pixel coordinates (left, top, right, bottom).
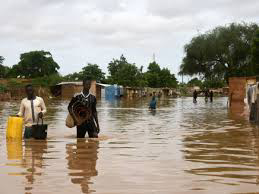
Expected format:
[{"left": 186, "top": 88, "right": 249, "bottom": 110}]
[{"left": 105, "top": 85, "right": 123, "bottom": 100}]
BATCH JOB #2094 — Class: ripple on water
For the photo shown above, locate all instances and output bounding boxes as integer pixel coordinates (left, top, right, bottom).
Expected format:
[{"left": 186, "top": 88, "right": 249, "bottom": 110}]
[{"left": 0, "top": 98, "right": 259, "bottom": 193}]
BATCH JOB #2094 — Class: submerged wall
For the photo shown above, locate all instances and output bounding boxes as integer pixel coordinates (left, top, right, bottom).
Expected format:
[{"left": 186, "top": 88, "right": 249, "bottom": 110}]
[
  {"left": 61, "top": 81, "right": 97, "bottom": 99},
  {"left": 229, "top": 77, "right": 247, "bottom": 103},
  {"left": 229, "top": 76, "right": 257, "bottom": 103},
  {"left": 0, "top": 87, "right": 52, "bottom": 101}
]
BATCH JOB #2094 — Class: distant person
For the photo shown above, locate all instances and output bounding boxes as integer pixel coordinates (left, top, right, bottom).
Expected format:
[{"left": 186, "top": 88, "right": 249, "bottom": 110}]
[
  {"left": 68, "top": 78, "right": 100, "bottom": 138},
  {"left": 149, "top": 96, "right": 157, "bottom": 110},
  {"left": 17, "top": 84, "right": 47, "bottom": 139},
  {"left": 210, "top": 90, "right": 213, "bottom": 102},
  {"left": 158, "top": 91, "right": 162, "bottom": 98},
  {"left": 204, "top": 90, "right": 209, "bottom": 102},
  {"left": 193, "top": 90, "right": 198, "bottom": 103}
]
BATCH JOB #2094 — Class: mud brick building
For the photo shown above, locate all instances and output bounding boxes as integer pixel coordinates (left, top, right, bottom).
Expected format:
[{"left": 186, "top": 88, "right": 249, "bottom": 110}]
[
  {"left": 57, "top": 81, "right": 98, "bottom": 99},
  {"left": 228, "top": 76, "right": 257, "bottom": 103}
]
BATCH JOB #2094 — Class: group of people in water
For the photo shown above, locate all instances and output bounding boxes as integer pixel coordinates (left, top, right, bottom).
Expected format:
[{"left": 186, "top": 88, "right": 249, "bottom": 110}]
[
  {"left": 193, "top": 90, "right": 213, "bottom": 103},
  {"left": 148, "top": 89, "right": 214, "bottom": 111},
  {"left": 17, "top": 78, "right": 100, "bottom": 139},
  {"left": 17, "top": 78, "right": 215, "bottom": 139}
]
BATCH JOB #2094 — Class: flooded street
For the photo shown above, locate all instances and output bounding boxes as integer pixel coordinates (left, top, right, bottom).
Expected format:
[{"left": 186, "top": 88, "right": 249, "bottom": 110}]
[{"left": 1, "top": 97, "right": 259, "bottom": 194}]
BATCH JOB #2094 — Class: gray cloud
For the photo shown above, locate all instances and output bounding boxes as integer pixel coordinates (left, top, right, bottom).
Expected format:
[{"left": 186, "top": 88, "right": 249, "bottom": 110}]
[{"left": 0, "top": 0, "right": 258, "bottom": 78}]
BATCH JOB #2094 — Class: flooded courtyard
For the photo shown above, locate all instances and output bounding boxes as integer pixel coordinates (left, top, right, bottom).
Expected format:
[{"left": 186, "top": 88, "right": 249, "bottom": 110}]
[{"left": 1, "top": 97, "right": 259, "bottom": 194}]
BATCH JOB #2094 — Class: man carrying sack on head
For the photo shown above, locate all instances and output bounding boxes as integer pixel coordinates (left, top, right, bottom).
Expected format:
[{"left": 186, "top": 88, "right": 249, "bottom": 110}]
[
  {"left": 17, "top": 84, "right": 47, "bottom": 139},
  {"left": 67, "top": 78, "right": 100, "bottom": 138}
]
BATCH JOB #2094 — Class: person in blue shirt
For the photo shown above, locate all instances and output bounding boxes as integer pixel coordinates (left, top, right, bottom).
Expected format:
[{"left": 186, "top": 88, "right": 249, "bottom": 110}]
[{"left": 149, "top": 96, "right": 157, "bottom": 110}]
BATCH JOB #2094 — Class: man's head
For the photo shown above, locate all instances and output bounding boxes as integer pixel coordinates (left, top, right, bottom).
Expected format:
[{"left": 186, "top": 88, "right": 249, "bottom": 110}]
[
  {"left": 25, "top": 84, "right": 35, "bottom": 98},
  {"left": 83, "top": 78, "right": 92, "bottom": 91}
]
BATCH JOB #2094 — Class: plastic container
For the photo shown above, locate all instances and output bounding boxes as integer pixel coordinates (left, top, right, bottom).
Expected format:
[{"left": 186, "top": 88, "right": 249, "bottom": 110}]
[{"left": 6, "top": 116, "right": 23, "bottom": 139}]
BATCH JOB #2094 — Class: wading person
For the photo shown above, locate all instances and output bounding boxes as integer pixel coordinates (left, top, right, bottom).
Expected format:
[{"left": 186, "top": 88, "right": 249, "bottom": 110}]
[
  {"left": 210, "top": 90, "right": 213, "bottom": 102},
  {"left": 193, "top": 90, "right": 198, "bottom": 103},
  {"left": 68, "top": 78, "right": 100, "bottom": 138},
  {"left": 204, "top": 90, "right": 209, "bottom": 102},
  {"left": 17, "top": 84, "right": 47, "bottom": 139},
  {"left": 149, "top": 96, "right": 157, "bottom": 110}
]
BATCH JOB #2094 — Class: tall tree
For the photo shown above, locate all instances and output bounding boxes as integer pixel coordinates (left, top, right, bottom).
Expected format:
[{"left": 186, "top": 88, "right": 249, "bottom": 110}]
[
  {"left": 179, "top": 23, "right": 259, "bottom": 82},
  {"left": 0, "top": 56, "right": 4, "bottom": 66},
  {"left": 11, "top": 50, "right": 60, "bottom": 78},
  {"left": 146, "top": 61, "right": 161, "bottom": 87},
  {"left": 81, "top": 63, "right": 105, "bottom": 82},
  {"left": 145, "top": 62, "right": 177, "bottom": 88},
  {"left": 159, "top": 68, "right": 178, "bottom": 88},
  {"left": 187, "top": 78, "right": 203, "bottom": 87},
  {"left": 0, "top": 56, "right": 10, "bottom": 78},
  {"left": 107, "top": 55, "right": 142, "bottom": 87},
  {"left": 251, "top": 28, "right": 259, "bottom": 65}
]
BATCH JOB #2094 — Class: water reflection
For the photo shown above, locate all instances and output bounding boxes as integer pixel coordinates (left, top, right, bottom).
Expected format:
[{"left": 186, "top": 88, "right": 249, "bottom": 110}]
[
  {"left": 22, "top": 140, "right": 48, "bottom": 191},
  {"left": 2, "top": 98, "right": 259, "bottom": 193},
  {"left": 66, "top": 139, "right": 99, "bottom": 193},
  {"left": 6, "top": 140, "right": 23, "bottom": 161},
  {"left": 182, "top": 101, "right": 259, "bottom": 185}
]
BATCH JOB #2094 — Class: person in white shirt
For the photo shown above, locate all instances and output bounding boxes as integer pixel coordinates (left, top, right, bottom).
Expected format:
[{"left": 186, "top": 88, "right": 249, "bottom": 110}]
[{"left": 17, "top": 84, "right": 47, "bottom": 139}]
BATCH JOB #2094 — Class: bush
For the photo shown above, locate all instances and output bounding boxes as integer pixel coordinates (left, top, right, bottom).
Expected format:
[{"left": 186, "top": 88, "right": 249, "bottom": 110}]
[
  {"left": 33, "top": 74, "right": 64, "bottom": 87},
  {"left": 0, "top": 84, "right": 7, "bottom": 93},
  {"left": 178, "top": 84, "right": 188, "bottom": 96},
  {"left": 6, "top": 79, "right": 24, "bottom": 88},
  {"left": 203, "top": 79, "right": 226, "bottom": 89}
]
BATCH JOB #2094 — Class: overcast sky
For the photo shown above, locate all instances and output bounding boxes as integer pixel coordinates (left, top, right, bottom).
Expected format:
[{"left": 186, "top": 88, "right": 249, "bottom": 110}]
[{"left": 0, "top": 0, "right": 258, "bottom": 80}]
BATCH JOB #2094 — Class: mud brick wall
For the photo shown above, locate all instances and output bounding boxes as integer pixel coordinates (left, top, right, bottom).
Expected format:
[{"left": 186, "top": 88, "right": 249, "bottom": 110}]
[
  {"left": 0, "top": 92, "right": 11, "bottom": 101},
  {"left": 61, "top": 81, "right": 96, "bottom": 99},
  {"left": 8, "top": 87, "right": 51, "bottom": 100},
  {"left": 228, "top": 77, "right": 246, "bottom": 103}
]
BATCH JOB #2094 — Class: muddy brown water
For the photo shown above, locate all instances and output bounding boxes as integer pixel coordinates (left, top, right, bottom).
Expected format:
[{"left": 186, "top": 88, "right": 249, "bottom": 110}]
[{"left": 0, "top": 97, "right": 259, "bottom": 194}]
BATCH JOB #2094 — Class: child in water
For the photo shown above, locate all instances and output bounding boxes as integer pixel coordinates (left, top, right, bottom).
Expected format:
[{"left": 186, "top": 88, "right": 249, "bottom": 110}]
[{"left": 149, "top": 96, "right": 157, "bottom": 110}]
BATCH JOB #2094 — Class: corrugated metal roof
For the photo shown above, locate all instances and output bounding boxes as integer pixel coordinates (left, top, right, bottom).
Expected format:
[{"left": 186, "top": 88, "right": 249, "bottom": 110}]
[
  {"left": 96, "top": 83, "right": 111, "bottom": 87},
  {"left": 57, "top": 82, "right": 82, "bottom": 86}
]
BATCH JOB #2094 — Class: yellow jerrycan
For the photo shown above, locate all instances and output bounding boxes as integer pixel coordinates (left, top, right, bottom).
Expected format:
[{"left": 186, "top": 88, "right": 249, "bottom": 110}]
[{"left": 6, "top": 116, "right": 23, "bottom": 139}]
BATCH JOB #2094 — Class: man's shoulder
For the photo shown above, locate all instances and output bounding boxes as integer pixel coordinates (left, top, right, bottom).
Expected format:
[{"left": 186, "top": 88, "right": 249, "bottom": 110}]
[
  {"left": 74, "top": 92, "right": 82, "bottom": 98},
  {"left": 21, "top": 98, "right": 27, "bottom": 103},
  {"left": 89, "top": 93, "right": 96, "bottom": 98},
  {"left": 36, "top": 96, "right": 44, "bottom": 101}
]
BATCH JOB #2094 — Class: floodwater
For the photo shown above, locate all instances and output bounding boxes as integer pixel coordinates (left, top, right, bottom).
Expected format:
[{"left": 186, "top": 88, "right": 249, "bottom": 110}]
[{"left": 0, "top": 97, "right": 259, "bottom": 194}]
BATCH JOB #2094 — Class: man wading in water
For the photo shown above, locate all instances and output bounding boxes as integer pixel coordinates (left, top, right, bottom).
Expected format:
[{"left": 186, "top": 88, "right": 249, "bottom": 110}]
[
  {"left": 17, "top": 84, "right": 47, "bottom": 138},
  {"left": 68, "top": 79, "right": 100, "bottom": 138}
]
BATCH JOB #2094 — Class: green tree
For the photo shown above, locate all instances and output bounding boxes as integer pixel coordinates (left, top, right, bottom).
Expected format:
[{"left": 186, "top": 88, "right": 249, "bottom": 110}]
[
  {"left": 136, "top": 66, "right": 148, "bottom": 87},
  {"left": 64, "top": 72, "right": 83, "bottom": 81},
  {"left": 107, "top": 55, "right": 142, "bottom": 87},
  {"left": 64, "top": 63, "right": 105, "bottom": 82},
  {"left": 146, "top": 62, "right": 177, "bottom": 88},
  {"left": 159, "top": 68, "right": 178, "bottom": 88},
  {"left": 146, "top": 61, "right": 161, "bottom": 87},
  {"left": 10, "top": 50, "right": 60, "bottom": 78},
  {"left": 0, "top": 56, "right": 10, "bottom": 78},
  {"left": 107, "top": 55, "right": 127, "bottom": 84},
  {"left": 0, "top": 56, "right": 4, "bottom": 66},
  {"left": 251, "top": 28, "right": 259, "bottom": 66},
  {"left": 81, "top": 63, "right": 105, "bottom": 82},
  {"left": 187, "top": 78, "right": 203, "bottom": 87},
  {"left": 179, "top": 23, "right": 259, "bottom": 82}
]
